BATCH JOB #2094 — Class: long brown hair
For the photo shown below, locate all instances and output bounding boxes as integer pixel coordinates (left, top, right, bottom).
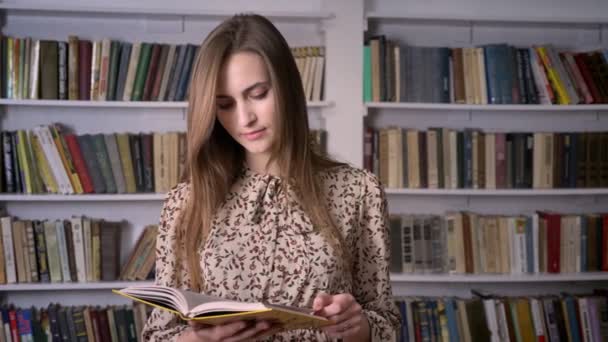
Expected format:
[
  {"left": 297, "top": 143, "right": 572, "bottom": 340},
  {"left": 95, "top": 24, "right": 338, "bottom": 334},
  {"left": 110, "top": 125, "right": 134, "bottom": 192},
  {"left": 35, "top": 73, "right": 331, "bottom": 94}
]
[{"left": 181, "top": 14, "right": 346, "bottom": 291}]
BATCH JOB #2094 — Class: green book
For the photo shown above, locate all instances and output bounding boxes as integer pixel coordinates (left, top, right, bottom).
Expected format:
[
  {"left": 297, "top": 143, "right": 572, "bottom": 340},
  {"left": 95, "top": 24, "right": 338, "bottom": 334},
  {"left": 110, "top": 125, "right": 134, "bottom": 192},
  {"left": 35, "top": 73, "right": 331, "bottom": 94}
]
[
  {"left": 106, "top": 40, "right": 120, "bottom": 101},
  {"left": 363, "top": 45, "right": 372, "bottom": 102},
  {"left": 130, "top": 42, "right": 152, "bottom": 101}
]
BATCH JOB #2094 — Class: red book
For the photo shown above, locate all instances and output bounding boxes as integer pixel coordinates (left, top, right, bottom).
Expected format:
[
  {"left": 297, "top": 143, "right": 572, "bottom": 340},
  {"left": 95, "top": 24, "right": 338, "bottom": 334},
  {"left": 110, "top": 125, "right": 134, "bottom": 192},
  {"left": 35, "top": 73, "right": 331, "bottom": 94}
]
[
  {"left": 364, "top": 126, "right": 374, "bottom": 172},
  {"left": 90, "top": 308, "right": 103, "bottom": 342},
  {"left": 495, "top": 133, "right": 506, "bottom": 188},
  {"left": 574, "top": 53, "right": 602, "bottom": 104},
  {"left": 78, "top": 40, "right": 92, "bottom": 100},
  {"left": 603, "top": 215, "right": 608, "bottom": 271},
  {"left": 96, "top": 308, "right": 113, "bottom": 342},
  {"left": 8, "top": 308, "right": 19, "bottom": 342},
  {"left": 142, "top": 44, "right": 162, "bottom": 101},
  {"left": 539, "top": 212, "right": 561, "bottom": 273},
  {"left": 64, "top": 134, "right": 94, "bottom": 193}
]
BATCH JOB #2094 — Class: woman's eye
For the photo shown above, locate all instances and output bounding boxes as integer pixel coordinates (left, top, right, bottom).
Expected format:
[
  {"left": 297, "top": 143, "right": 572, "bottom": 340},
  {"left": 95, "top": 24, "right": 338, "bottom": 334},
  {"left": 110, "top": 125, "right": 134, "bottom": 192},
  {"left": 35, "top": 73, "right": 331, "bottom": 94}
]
[
  {"left": 251, "top": 89, "right": 268, "bottom": 99},
  {"left": 217, "top": 102, "right": 233, "bottom": 110}
]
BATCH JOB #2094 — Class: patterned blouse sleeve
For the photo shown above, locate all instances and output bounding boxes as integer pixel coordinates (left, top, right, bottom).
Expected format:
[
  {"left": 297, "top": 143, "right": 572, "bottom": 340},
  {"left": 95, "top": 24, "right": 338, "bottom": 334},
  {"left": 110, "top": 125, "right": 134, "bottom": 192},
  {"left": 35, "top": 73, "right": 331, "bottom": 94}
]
[
  {"left": 141, "top": 184, "right": 190, "bottom": 341},
  {"left": 353, "top": 171, "right": 401, "bottom": 341}
]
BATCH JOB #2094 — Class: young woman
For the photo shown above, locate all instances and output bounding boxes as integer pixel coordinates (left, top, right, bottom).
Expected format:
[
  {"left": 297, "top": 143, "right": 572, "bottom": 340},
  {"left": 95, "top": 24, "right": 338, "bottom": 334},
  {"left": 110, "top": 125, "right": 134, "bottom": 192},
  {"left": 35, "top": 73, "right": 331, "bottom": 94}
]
[{"left": 142, "top": 14, "right": 400, "bottom": 342}]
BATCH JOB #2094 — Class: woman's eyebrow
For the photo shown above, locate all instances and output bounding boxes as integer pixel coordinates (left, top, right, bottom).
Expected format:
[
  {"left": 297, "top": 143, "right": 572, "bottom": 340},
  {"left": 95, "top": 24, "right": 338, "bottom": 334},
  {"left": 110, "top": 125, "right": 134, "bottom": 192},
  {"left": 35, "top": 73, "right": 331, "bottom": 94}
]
[{"left": 216, "top": 81, "right": 269, "bottom": 99}]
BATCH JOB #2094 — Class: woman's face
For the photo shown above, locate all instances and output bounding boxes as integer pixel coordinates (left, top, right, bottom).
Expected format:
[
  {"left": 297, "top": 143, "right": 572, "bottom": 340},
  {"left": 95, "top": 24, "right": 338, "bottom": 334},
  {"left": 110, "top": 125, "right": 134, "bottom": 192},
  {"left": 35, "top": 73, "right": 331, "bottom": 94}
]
[{"left": 215, "top": 51, "right": 277, "bottom": 162}]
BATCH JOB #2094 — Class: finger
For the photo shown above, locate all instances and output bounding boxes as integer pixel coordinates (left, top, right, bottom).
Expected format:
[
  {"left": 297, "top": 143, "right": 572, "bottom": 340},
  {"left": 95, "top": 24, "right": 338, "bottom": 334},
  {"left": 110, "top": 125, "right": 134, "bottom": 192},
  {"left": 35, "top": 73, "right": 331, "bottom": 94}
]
[
  {"left": 315, "top": 294, "right": 355, "bottom": 317},
  {"left": 312, "top": 292, "right": 333, "bottom": 312},
  {"left": 192, "top": 320, "right": 248, "bottom": 340},
  {"left": 187, "top": 319, "right": 212, "bottom": 329},
  {"left": 323, "top": 314, "right": 363, "bottom": 338},
  {"left": 224, "top": 320, "right": 272, "bottom": 342},
  {"left": 326, "top": 302, "right": 362, "bottom": 324},
  {"left": 251, "top": 323, "right": 284, "bottom": 339}
]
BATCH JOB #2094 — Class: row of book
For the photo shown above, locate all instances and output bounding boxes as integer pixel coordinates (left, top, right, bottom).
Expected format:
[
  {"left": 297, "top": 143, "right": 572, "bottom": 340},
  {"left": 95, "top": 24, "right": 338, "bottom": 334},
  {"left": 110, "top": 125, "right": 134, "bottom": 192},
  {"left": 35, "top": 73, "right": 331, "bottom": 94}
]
[
  {"left": 0, "top": 125, "right": 328, "bottom": 195},
  {"left": 0, "top": 216, "right": 125, "bottom": 284},
  {"left": 389, "top": 212, "right": 608, "bottom": 275},
  {"left": 0, "top": 303, "right": 150, "bottom": 342},
  {"left": 364, "top": 36, "right": 608, "bottom": 105},
  {"left": 293, "top": 46, "right": 326, "bottom": 102},
  {"left": 0, "top": 35, "right": 326, "bottom": 103},
  {"left": 393, "top": 291, "right": 608, "bottom": 342},
  {"left": 365, "top": 127, "right": 608, "bottom": 189},
  {"left": 1, "top": 36, "right": 197, "bottom": 102},
  {"left": 0, "top": 125, "right": 186, "bottom": 195}
]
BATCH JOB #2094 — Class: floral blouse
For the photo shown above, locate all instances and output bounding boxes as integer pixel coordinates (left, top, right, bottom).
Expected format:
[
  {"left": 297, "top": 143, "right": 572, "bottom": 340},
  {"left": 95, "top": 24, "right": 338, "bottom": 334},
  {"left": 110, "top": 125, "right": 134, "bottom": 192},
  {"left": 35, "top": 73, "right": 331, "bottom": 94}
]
[{"left": 141, "top": 165, "right": 400, "bottom": 341}]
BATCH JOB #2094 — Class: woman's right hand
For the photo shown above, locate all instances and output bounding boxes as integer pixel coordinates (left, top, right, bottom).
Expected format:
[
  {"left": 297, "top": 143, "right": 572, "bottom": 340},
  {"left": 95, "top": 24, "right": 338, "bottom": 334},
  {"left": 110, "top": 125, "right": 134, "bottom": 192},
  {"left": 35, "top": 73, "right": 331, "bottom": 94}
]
[{"left": 178, "top": 320, "right": 277, "bottom": 342}]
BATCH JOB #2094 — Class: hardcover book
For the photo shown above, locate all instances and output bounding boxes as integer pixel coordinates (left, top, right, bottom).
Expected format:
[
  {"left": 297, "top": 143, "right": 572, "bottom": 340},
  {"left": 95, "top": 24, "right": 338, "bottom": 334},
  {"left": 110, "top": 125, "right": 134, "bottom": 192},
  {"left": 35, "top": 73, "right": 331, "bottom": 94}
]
[{"left": 113, "top": 285, "right": 331, "bottom": 330}]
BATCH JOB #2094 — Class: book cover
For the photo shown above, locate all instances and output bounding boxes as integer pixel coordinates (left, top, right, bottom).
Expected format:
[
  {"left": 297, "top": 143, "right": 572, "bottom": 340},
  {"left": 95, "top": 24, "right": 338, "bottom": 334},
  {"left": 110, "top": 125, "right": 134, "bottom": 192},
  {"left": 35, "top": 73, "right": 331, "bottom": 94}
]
[{"left": 113, "top": 285, "right": 332, "bottom": 331}]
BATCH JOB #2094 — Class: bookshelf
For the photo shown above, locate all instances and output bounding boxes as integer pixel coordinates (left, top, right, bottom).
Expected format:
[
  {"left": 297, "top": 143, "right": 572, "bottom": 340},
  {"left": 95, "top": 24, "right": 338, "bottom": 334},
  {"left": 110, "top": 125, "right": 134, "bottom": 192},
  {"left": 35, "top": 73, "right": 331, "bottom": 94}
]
[
  {"left": 0, "top": 99, "right": 334, "bottom": 108},
  {"left": 0, "top": 194, "right": 167, "bottom": 201},
  {"left": 384, "top": 188, "right": 608, "bottom": 196},
  {"left": 0, "top": 0, "right": 359, "bottom": 311},
  {"left": 364, "top": 0, "right": 608, "bottom": 301},
  {"left": 1, "top": 0, "right": 606, "bottom": 316},
  {"left": 0, "top": 281, "right": 153, "bottom": 291},
  {"left": 366, "top": 102, "right": 608, "bottom": 112}
]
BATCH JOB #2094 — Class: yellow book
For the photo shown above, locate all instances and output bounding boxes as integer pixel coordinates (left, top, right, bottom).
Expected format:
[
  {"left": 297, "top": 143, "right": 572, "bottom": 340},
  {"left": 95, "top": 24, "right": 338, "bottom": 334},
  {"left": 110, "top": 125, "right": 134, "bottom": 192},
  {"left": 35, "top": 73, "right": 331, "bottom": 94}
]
[
  {"left": 515, "top": 298, "right": 536, "bottom": 342},
  {"left": 535, "top": 47, "right": 570, "bottom": 104},
  {"left": 16, "top": 130, "right": 33, "bottom": 194},
  {"left": 113, "top": 285, "right": 332, "bottom": 332},
  {"left": 116, "top": 133, "right": 137, "bottom": 193},
  {"left": 31, "top": 133, "right": 58, "bottom": 193},
  {"left": 49, "top": 125, "right": 84, "bottom": 194}
]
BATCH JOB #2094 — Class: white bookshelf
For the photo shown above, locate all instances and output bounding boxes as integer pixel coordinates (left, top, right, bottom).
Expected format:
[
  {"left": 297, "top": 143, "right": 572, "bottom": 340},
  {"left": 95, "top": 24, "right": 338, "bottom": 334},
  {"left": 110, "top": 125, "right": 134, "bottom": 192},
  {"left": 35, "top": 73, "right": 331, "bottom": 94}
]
[
  {"left": 0, "top": 3, "right": 334, "bottom": 20},
  {"left": 1, "top": 0, "right": 606, "bottom": 307},
  {"left": 365, "top": 11, "right": 608, "bottom": 25},
  {"left": 0, "top": 0, "right": 356, "bottom": 309},
  {"left": 0, "top": 194, "right": 167, "bottom": 201},
  {"left": 0, "top": 99, "right": 334, "bottom": 109},
  {"left": 366, "top": 102, "right": 608, "bottom": 112},
  {"left": 384, "top": 188, "right": 608, "bottom": 196},
  {"left": 0, "top": 281, "right": 153, "bottom": 291},
  {"left": 365, "top": 0, "right": 608, "bottom": 298},
  {"left": 390, "top": 273, "right": 608, "bottom": 283}
]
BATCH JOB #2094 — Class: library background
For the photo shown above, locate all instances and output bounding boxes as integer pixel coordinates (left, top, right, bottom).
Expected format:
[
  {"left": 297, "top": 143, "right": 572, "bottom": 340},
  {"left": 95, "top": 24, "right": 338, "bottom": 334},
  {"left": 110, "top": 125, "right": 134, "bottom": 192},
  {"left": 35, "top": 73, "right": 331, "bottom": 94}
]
[{"left": 0, "top": 0, "right": 607, "bottom": 340}]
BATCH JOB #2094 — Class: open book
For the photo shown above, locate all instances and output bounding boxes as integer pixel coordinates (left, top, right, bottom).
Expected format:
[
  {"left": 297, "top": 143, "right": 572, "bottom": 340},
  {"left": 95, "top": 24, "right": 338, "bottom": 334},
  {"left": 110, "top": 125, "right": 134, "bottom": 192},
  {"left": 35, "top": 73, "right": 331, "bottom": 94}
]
[{"left": 113, "top": 285, "right": 332, "bottom": 330}]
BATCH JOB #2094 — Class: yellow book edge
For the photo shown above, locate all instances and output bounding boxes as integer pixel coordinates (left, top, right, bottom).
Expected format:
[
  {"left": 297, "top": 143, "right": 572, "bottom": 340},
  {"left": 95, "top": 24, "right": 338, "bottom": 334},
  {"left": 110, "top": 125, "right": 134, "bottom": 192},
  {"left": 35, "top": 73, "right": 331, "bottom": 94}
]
[{"left": 111, "top": 289, "right": 333, "bottom": 329}]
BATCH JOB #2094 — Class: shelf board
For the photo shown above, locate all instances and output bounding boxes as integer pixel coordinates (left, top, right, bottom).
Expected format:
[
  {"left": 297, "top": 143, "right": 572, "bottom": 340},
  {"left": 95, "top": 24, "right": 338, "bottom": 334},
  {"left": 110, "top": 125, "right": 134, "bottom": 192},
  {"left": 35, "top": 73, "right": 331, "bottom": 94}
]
[
  {"left": 366, "top": 12, "right": 608, "bottom": 25},
  {"left": 0, "top": 281, "right": 153, "bottom": 291},
  {"left": 391, "top": 273, "right": 608, "bottom": 283},
  {"left": 0, "top": 99, "right": 333, "bottom": 109},
  {"left": 384, "top": 188, "right": 608, "bottom": 196},
  {"left": 0, "top": 3, "right": 333, "bottom": 20},
  {"left": 366, "top": 102, "right": 608, "bottom": 111},
  {"left": 0, "top": 194, "right": 167, "bottom": 202}
]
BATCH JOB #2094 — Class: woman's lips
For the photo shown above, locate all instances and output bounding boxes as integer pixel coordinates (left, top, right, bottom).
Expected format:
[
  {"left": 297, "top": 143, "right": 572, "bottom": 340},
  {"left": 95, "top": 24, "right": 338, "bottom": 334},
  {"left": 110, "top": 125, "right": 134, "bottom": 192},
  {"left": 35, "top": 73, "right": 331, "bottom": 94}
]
[{"left": 242, "top": 128, "right": 266, "bottom": 141}]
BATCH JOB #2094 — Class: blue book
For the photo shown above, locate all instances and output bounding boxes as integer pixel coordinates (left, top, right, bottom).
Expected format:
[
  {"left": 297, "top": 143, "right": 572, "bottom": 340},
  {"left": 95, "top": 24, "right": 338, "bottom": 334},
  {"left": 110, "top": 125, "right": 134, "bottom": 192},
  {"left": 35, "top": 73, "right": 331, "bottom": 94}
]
[
  {"left": 175, "top": 44, "right": 196, "bottom": 101},
  {"left": 525, "top": 217, "right": 534, "bottom": 273},
  {"left": 484, "top": 45, "right": 502, "bottom": 104},
  {"left": 398, "top": 300, "right": 408, "bottom": 342},
  {"left": 580, "top": 215, "right": 588, "bottom": 272},
  {"left": 463, "top": 130, "right": 473, "bottom": 188},
  {"left": 444, "top": 298, "right": 460, "bottom": 342},
  {"left": 17, "top": 308, "right": 33, "bottom": 341},
  {"left": 565, "top": 296, "right": 582, "bottom": 342}
]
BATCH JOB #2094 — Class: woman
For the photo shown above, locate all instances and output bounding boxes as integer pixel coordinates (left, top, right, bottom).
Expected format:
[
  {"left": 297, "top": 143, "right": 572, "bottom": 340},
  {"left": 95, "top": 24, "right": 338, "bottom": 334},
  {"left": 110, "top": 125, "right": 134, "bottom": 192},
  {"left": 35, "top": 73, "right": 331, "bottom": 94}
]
[{"left": 142, "top": 13, "right": 400, "bottom": 342}]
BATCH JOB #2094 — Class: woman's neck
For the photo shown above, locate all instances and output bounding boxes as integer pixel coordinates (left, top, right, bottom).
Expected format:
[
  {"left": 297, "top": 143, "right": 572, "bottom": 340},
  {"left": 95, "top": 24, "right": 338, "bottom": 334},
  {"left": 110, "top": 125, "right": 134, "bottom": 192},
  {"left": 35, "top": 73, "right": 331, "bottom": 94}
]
[{"left": 246, "top": 153, "right": 280, "bottom": 177}]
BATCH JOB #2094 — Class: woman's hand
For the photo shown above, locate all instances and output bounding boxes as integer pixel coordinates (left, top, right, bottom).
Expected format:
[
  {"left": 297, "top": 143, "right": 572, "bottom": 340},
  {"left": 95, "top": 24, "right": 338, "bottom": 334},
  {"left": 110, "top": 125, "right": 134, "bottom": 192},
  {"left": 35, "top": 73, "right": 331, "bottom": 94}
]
[
  {"left": 177, "top": 319, "right": 278, "bottom": 342},
  {"left": 312, "top": 293, "right": 371, "bottom": 341}
]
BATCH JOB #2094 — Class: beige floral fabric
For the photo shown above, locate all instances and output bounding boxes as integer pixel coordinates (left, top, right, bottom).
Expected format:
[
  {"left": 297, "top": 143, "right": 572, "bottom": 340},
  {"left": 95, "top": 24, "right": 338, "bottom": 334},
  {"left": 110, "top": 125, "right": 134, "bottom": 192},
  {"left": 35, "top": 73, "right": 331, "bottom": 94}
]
[{"left": 142, "top": 165, "right": 400, "bottom": 341}]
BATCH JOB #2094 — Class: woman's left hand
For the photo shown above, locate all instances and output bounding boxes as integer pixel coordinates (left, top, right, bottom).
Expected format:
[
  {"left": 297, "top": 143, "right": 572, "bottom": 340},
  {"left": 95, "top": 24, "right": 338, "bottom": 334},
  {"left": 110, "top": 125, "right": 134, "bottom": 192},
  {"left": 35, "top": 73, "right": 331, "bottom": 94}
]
[{"left": 312, "top": 292, "right": 370, "bottom": 341}]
